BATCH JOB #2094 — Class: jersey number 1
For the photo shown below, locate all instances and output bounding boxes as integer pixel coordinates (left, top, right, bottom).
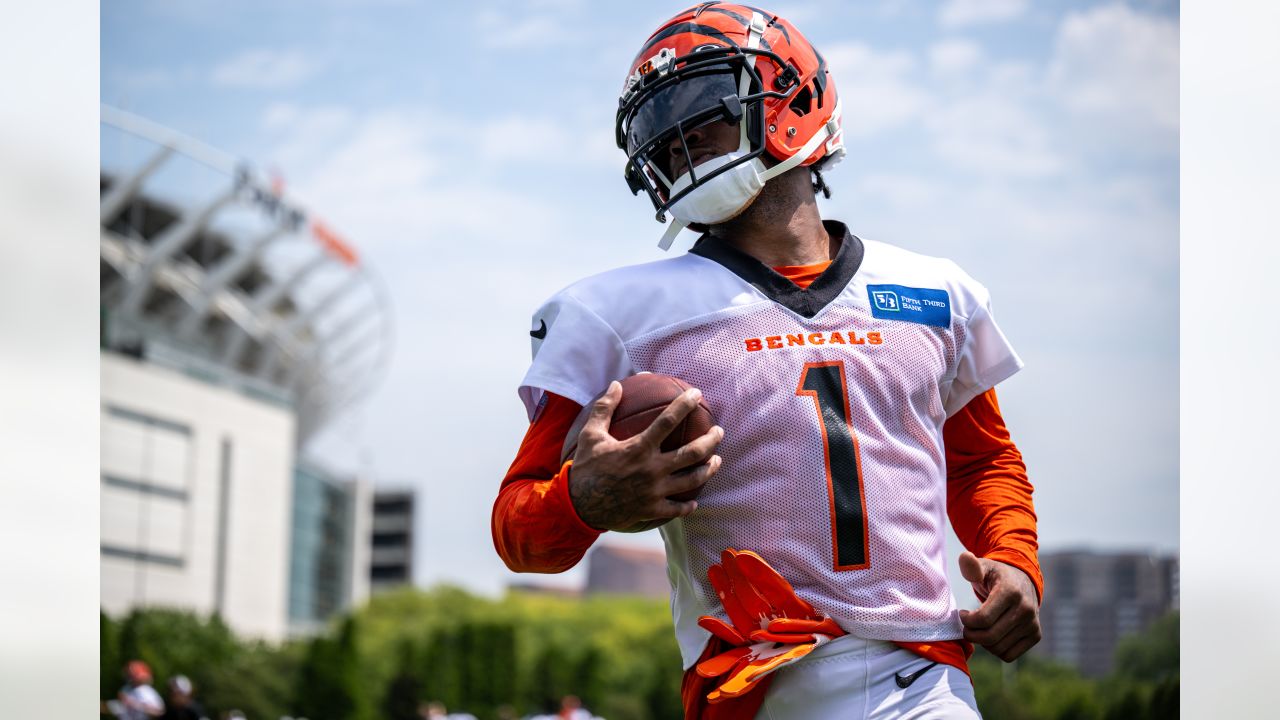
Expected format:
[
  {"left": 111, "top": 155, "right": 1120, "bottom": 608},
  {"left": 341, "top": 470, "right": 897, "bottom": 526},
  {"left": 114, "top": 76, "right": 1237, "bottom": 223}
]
[{"left": 797, "top": 361, "right": 870, "bottom": 571}]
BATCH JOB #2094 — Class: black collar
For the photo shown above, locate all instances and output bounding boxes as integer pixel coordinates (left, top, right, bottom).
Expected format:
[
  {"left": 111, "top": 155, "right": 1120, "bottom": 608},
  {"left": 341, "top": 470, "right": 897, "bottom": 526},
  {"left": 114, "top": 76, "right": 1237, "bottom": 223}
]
[{"left": 689, "top": 220, "right": 865, "bottom": 319}]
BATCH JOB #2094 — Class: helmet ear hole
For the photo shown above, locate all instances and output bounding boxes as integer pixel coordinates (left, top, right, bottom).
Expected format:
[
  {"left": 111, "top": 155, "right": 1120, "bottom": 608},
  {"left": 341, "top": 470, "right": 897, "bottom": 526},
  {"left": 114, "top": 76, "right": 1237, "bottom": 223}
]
[{"left": 788, "top": 84, "right": 813, "bottom": 117}]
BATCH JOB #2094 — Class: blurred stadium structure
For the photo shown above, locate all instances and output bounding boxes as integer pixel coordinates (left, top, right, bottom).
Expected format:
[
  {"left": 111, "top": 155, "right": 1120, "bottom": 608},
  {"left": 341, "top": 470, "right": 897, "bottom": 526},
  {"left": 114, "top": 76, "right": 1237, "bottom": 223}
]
[
  {"left": 369, "top": 488, "right": 417, "bottom": 593},
  {"left": 100, "top": 105, "right": 391, "bottom": 444},
  {"left": 507, "top": 543, "right": 669, "bottom": 600},
  {"left": 1036, "top": 549, "right": 1178, "bottom": 676},
  {"left": 100, "top": 106, "right": 391, "bottom": 639},
  {"left": 584, "top": 545, "right": 668, "bottom": 598}
]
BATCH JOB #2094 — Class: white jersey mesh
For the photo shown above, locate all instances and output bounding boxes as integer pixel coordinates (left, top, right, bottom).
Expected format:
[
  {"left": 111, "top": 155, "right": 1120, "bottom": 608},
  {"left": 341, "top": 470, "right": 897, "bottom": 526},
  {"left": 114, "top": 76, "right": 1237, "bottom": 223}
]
[
  {"left": 518, "top": 236, "right": 1023, "bottom": 667},
  {"left": 629, "top": 300, "right": 967, "bottom": 651}
]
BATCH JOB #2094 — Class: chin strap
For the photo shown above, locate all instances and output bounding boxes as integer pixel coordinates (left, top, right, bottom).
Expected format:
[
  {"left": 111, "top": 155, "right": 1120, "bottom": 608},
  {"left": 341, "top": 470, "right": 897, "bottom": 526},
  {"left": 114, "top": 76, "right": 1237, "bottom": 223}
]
[
  {"left": 658, "top": 217, "right": 687, "bottom": 251},
  {"left": 758, "top": 98, "right": 843, "bottom": 183}
]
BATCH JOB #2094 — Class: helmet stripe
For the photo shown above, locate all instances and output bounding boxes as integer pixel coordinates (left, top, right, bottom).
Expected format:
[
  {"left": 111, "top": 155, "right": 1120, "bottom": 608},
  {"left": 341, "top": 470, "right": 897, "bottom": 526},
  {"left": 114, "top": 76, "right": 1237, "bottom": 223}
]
[{"left": 634, "top": 22, "right": 740, "bottom": 61}]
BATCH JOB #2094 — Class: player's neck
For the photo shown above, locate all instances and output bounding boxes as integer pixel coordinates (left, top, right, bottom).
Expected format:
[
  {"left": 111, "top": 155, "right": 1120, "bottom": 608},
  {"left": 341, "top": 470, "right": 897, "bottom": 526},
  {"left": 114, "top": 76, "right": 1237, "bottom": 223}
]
[{"left": 708, "top": 168, "right": 833, "bottom": 267}]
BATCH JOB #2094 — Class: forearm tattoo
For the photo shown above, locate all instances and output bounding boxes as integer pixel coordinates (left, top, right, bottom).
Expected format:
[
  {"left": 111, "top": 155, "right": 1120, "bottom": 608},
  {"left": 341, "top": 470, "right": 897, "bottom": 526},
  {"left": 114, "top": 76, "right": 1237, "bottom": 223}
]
[{"left": 569, "top": 470, "right": 652, "bottom": 530}]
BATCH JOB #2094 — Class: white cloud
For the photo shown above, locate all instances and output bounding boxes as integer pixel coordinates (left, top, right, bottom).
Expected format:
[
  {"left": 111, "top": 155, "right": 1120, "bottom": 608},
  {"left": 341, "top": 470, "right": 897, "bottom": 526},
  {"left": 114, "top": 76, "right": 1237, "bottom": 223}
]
[
  {"left": 854, "top": 173, "right": 942, "bottom": 209},
  {"left": 103, "top": 66, "right": 205, "bottom": 105},
  {"left": 111, "top": 67, "right": 175, "bottom": 90},
  {"left": 822, "top": 43, "right": 931, "bottom": 137},
  {"left": 929, "top": 39, "right": 983, "bottom": 76},
  {"left": 1048, "top": 4, "right": 1178, "bottom": 134},
  {"left": 287, "top": 111, "right": 441, "bottom": 245},
  {"left": 260, "top": 104, "right": 355, "bottom": 175},
  {"left": 476, "top": 114, "right": 618, "bottom": 170},
  {"left": 475, "top": 9, "right": 566, "bottom": 50},
  {"left": 212, "top": 48, "right": 320, "bottom": 89},
  {"left": 478, "top": 116, "right": 580, "bottom": 164},
  {"left": 939, "top": 0, "right": 1028, "bottom": 27},
  {"left": 528, "top": 0, "right": 584, "bottom": 8},
  {"left": 261, "top": 102, "right": 301, "bottom": 130},
  {"left": 259, "top": 105, "right": 591, "bottom": 264},
  {"left": 927, "top": 92, "right": 1063, "bottom": 178},
  {"left": 762, "top": 3, "right": 821, "bottom": 28},
  {"left": 817, "top": 39, "right": 1062, "bottom": 179},
  {"left": 313, "top": 114, "right": 435, "bottom": 185}
]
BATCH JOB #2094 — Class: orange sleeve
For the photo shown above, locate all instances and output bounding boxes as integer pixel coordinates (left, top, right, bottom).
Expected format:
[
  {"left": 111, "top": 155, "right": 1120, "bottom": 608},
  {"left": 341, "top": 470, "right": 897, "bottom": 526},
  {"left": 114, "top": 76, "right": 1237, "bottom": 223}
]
[
  {"left": 944, "top": 388, "right": 1043, "bottom": 602},
  {"left": 492, "top": 392, "right": 603, "bottom": 573}
]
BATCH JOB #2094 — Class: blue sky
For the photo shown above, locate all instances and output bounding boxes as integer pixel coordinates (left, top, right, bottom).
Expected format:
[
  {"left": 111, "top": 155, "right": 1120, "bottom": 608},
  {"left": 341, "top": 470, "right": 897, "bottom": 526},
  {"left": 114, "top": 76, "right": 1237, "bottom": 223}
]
[{"left": 103, "top": 0, "right": 1180, "bottom": 596}]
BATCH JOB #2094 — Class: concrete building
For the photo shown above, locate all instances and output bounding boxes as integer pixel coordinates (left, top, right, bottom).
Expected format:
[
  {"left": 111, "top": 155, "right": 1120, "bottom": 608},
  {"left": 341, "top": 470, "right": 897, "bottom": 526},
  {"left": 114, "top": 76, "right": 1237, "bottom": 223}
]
[
  {"left": 101, "top": 353, "right": 296, "bottom": 639},
  {"left": 100, "top": 107, "right": 390, "bottom": 640},
  {"left": 584, "top": 544, "right": 669, "bottom": 598},
  {"left": 1036, "top": 549, "right": 1178, "bottom": 676},
  {"left": 369, "top": 489, "right": 416, "bottom": 591}
]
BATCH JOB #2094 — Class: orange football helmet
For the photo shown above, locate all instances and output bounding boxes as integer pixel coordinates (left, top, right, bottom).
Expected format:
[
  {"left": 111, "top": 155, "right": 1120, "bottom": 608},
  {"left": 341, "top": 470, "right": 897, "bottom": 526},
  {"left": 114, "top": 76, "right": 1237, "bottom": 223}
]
[{"left": 615, "top": 3, "right": 845, "bottom": 238}]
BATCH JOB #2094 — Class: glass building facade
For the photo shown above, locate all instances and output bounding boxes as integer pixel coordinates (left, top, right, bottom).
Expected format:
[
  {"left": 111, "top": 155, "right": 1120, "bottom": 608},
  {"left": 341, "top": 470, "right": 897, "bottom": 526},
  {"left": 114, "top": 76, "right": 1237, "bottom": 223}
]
[{"left": 289, "top": 462, "right": 359, "bottom": 631}]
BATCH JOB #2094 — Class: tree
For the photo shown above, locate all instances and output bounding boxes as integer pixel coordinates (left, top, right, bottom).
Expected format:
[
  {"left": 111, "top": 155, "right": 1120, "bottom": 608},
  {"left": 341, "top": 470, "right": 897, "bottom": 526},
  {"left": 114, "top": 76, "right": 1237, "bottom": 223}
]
[
  {"left": 1149, "top": 675, "right": 1178, "bottom": 719},
  {"left": 1113, "top": 612, "right": 1178, "bottom": 683},
  {"left": 101, "top": 611, "right": 121, "bottom": 700},
  {"left": 523, "top": 640, "right": 572, "bottom": 714},
  {"left": 1102, "top": 687, "right": 1148, "bottom": 720},
  {"left": 570, "top": 644, "right": 604, "bottom": 712},
  {"left": 294, "top": 615, "right": 369, "bottom": 720},
  {"left": 422, "top": 625, "right": 464, "bottom": 711},
  {"left": 381, "top": 639, "right": 423, "bottom": 720},
  {"left": 116, "top": 608, "right": 240, "bottom": 712},
  {"left": 201, "top": 640, "right": 301, "bottom": 720},
  {"left": 469, "top": 619, "right": 519, "bottom": 715}
]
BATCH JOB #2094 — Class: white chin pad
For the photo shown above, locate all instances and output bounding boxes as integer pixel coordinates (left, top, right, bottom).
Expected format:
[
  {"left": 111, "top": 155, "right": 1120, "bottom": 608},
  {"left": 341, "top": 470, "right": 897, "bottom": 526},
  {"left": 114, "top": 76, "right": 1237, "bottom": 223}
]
[{"left": 667, "top": 151, "right": 766, "bottom": 225}]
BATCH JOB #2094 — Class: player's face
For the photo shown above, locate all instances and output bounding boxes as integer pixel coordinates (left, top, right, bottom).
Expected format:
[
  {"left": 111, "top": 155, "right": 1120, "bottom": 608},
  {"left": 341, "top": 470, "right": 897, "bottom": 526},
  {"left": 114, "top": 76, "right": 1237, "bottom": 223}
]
[
  {"left": 625, "top": 66, "right": 746, "bottom": 185},
  {"left": 664, "top": 118, "right": 741, "bottom": 181}
]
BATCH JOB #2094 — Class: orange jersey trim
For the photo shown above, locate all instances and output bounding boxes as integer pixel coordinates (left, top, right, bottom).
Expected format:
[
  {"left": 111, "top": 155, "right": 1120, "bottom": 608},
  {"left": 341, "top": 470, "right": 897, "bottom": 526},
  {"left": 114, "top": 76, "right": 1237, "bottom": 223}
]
[
  {"left": 773, "top": 259, "right": 833, "bottom": 289},
  {"left": 894, "top": 639, "right": 974, "bottom": 677}
]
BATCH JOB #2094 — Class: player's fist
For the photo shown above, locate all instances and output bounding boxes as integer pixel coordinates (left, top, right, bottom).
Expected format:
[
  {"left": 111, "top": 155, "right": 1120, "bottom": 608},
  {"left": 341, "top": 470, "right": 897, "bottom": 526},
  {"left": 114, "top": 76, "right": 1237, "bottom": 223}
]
[
  {"left": 568, "top": 380, "right": 724, "bottom": 532},
  {"left": 957, "top": 551, "right": 1042, "bottom": 662}
]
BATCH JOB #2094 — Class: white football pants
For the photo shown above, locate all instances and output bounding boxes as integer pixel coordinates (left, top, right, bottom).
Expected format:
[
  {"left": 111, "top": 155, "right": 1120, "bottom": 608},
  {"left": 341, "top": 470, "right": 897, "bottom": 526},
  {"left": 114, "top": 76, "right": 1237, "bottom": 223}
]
[{"left": 754, "top": 634, "right": 981, "bottom": 719}]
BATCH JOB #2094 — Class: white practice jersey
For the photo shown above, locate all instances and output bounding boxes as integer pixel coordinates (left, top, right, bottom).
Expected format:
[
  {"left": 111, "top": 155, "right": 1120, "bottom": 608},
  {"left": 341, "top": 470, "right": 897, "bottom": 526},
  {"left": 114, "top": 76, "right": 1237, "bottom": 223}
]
[{"left": 519, "top": 222, "right": 1023, "bottom": 668}]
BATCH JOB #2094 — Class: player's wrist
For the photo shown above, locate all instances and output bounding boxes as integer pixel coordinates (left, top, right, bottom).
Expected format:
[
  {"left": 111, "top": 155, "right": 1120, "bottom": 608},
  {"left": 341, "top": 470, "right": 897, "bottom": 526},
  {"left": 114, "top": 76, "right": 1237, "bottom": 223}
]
[
  {"left": 984, "top": 551, "right": 1043, "bottom": 604},
  {"left": 558, "top": 461, "right": 608, "bottom": 535}
]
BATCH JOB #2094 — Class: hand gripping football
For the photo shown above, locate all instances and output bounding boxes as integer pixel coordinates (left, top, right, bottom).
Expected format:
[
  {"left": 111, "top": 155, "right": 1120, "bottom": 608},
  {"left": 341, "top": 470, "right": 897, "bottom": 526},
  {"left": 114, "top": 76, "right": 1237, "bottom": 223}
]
[{"left": 562, "top": 372, "right": 715, "bottom": 532}]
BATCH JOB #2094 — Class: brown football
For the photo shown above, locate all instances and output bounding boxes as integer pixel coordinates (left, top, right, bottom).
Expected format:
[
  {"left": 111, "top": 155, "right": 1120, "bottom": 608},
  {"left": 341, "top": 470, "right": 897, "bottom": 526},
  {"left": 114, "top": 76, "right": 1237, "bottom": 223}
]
[{"left": 562, "top": 373, "right": 715, "bottom": 532}]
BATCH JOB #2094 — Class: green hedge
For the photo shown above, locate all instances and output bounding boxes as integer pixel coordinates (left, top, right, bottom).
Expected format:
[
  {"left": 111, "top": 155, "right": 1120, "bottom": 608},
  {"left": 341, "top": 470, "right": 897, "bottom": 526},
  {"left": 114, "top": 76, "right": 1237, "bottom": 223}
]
[{"left": 100, "top": 589, "right": 1177, "bottom": 720}]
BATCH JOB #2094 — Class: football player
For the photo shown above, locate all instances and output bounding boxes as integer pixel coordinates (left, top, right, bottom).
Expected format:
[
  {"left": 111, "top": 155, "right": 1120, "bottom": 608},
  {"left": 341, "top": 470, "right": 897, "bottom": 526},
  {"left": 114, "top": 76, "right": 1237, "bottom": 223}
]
[{"left": 492, "top": 4, "right": 1041, "bottom": 718}]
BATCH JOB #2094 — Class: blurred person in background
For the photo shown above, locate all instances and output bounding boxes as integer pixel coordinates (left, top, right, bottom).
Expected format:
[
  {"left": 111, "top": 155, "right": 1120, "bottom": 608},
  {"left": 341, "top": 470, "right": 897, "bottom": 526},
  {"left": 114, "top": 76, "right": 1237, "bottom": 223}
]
[
  {"left": 114, "top": 660, "right": 164, "bottom": 719},
  {"left": 557, "top": 695, "right": 596, "bottom": 720},
  {"left": 161, "top": 675, "right": 209, "bottom": 720},
  {"left": 419, "top": 701, "right": 447, "bottom": 719}
]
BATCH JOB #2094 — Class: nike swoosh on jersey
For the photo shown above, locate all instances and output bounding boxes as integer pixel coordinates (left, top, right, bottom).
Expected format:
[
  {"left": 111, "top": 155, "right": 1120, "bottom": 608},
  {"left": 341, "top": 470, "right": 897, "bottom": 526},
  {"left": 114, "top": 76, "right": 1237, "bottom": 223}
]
[
  {"left": 530, "top": 319, "right": 547, "bottom": 339},
  {"left": 894, "top": 661, "right": 940, "bottom": 689}
]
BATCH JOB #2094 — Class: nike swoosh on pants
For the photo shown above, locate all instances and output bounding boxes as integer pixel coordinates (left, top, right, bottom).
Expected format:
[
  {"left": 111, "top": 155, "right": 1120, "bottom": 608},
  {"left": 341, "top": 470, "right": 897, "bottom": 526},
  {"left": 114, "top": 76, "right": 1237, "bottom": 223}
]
[{"left": 894, "top": 661, "right": 939, "bottom": 689}]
